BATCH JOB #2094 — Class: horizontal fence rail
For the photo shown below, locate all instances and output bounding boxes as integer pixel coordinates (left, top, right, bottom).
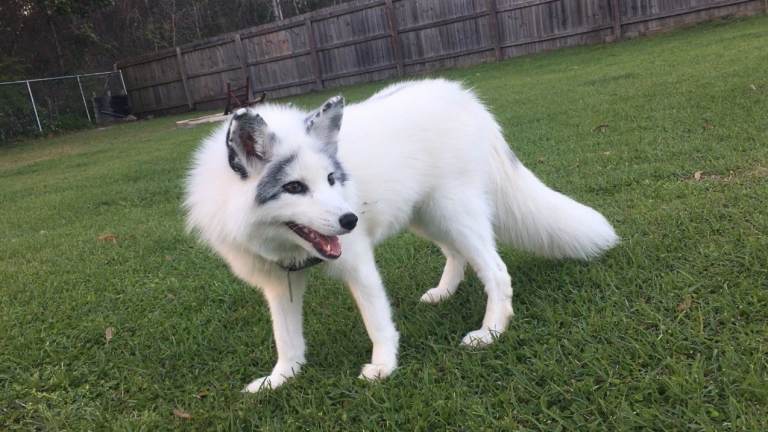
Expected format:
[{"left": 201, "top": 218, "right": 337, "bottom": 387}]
[{"left": 116, "top": 0, "right": 765, "bottom": 116}]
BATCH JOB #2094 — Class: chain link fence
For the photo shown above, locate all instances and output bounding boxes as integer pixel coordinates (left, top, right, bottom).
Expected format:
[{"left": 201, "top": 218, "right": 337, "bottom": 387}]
[{"left": 0, "top": 71, "right": 128, "bottom": 143}]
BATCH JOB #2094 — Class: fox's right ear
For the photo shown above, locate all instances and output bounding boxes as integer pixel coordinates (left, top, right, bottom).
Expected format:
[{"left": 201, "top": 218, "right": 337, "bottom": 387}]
[
  {"left": 305, "top": 95, "right": 344, "bottom": 156},
  {"left": 226, "top": 109, "right": 272, "bottom": 179}
]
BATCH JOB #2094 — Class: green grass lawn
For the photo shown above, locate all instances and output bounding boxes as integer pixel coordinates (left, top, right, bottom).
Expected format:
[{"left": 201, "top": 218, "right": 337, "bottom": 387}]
[{"left": 2, "top": 15, "right": 767, "bottom": 430}]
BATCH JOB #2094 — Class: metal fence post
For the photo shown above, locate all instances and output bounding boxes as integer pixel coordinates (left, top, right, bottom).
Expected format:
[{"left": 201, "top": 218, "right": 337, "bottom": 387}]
[
  {"left": 25, "top": 80, "right": 43, "bottom": 133},
  {"left": 118, "top": 69, "right": 128, "bottom": 95},
  {"left": 75, "top": 74, "right": 92, "bottom": 123}
]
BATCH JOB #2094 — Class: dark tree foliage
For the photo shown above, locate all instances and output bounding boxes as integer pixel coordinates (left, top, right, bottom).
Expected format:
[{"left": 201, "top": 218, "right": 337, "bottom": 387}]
[{"left": 0, "top": 0, "right": 355, "bottom": 80}]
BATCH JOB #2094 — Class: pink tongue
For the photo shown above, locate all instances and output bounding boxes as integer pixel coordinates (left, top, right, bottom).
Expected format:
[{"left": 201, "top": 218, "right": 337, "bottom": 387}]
[{"left": 288, "top": 222, "right": 341, "bottom": 258}]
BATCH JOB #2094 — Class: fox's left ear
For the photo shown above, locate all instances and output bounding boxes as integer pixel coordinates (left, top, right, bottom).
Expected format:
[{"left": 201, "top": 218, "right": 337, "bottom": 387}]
[{"left": 305, "top": 95, "right": 344, "bottom": 155}]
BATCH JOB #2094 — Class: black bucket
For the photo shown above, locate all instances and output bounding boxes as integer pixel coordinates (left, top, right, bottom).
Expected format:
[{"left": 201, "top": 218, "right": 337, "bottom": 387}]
[{"left": 93, "top": 95, "right": 131, "bottom": 123}]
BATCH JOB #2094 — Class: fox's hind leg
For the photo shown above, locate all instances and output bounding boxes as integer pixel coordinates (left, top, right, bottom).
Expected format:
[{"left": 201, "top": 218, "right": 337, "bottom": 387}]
[
  {"left": 455, "top": 240, "right": 514, "bottom": 347},
  {"left": 414, "top": 240, "right": 466, "bottom": 304},
  {"left": 416, "top": 191, "right": 514, "bottom": 347}
]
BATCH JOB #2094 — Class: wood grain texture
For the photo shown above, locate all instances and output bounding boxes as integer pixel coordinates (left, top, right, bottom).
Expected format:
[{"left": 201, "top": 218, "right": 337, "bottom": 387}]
[{"left": 117, "top": 0, "right": 763, "bottom": 116}]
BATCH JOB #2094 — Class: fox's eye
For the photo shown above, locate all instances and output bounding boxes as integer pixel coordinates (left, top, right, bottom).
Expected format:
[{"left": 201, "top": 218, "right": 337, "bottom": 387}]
[
  {"left": 283, "top": 181, "right": 308, "bottom": 194},
  {"left": 327, "top": 172, "right": 336, "bottom": 186}
]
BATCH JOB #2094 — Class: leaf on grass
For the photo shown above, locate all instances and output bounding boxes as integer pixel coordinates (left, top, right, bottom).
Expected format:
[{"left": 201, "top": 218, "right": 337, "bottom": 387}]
[
  {"left": 98, "top": 233, "right": 118, "bottom": 243},
  {"left": 676, "top": 296, "right": 693, "bottom": 313},
  {"left": 749, "top": 84, "right": 757, "bottom": 91},
  {"left": 593, "top": 124, "right": 609, "bottom": 133},
  {"left": 693, "top": 171, "right": 703, "bottom": 181},
  {"left": 173, "top": 408, "right": 192, "bottom": 419},
  {"left": 702, "top": 121, "right": 714, "bottom": 130},
  {"left": 105, "top": 327, "right": 114, "bottom": 343},
  {"left": 195, "top": 389, "right": 209, "bottom": 400}
]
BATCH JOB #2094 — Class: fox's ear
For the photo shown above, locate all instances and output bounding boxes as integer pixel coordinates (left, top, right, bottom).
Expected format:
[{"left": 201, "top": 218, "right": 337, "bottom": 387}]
[
  {"left": 305, "top": 95, "right": 344, "bottom": 155},
  {"left": 226, "top": 109, "right": 272, "bottom": 179}
]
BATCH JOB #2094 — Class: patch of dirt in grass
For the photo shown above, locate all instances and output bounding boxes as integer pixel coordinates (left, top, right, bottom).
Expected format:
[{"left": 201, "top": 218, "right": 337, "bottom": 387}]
[
  {"left": 684, "top": 166, "right": 768, "bottom": 183},
  {"left": 97, "top": 233, "right": 118, "bottom": 243},
  {"left": 0, "top": 144, "right": 84, "bottom": 171},
  {"left": 747, "top": 166, "right": 768, "bottom": 178}
]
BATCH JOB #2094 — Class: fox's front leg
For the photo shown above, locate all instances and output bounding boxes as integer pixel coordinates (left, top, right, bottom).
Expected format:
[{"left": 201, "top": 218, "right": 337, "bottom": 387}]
[
  {"left": 242, "top": 270, "right": 307, "bottom": 392},
  {"left": 334, "top": 241, "right": 399, "bottom": 381}
]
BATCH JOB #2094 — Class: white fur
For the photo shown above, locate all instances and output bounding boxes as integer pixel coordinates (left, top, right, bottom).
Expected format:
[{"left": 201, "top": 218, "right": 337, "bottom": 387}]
[{"left": 184, "top": 79, "right": 618, "bottom": 391}]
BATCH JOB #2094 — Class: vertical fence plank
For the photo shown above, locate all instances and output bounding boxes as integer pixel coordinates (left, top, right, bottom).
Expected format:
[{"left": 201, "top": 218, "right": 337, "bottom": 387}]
[
  {"left": 175, "top": 47, "right": 194, "bottom": 109},
  {"left": 384, "top": 0, "right": 405, "bottom": 76},
  {"left": 486, "top": 0, "right": 502, "bottom": 61},
  {"left": 233, "top": 33, "right": 253, "bottom": 99},
  {"left": 305, "top": 18, "right": 324, "bottom": 89},
  {"left": 611, "top": 0, "right": 622, "bottom": 40}
]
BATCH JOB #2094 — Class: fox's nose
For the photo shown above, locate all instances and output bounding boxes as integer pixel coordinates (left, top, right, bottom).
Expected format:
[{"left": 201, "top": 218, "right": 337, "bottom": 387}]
[{"left": 339, "top": 213, "right": 358, "bottom": 231}]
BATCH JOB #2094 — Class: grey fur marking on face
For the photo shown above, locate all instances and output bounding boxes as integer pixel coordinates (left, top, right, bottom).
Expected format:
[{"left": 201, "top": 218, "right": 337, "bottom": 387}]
[
  {"left": 256, "top": 153, "right": 297, "bottom": 205},
  {"left": 328, "top": 154, "right": 348, "bottom": 184}
]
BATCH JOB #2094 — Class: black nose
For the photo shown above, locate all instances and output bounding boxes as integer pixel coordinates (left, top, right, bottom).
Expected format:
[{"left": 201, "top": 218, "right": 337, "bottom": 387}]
[{"left": 339, "top": 213, "right": 358, "bottom": 231}]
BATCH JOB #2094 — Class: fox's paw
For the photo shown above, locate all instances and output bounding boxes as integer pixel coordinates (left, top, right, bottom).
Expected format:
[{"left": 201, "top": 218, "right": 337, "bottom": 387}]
[
  {"left": 358, "top": 363, "right": 395, "bottom": 381},
  {"left": 419, "top": 287, "right": 455, "bottom": 304},
  {"left": 243, "top": 374, "right": 287, "bottom": 393},
  {"left": 460, "top": 328, "right": 500, "bottom": 348},
  {"left": 242, "top": 362, "right": 302, "bottom": 393}
]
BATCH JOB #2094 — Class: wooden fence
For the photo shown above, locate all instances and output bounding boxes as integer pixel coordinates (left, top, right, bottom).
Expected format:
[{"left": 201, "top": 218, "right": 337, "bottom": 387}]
[{"left": 116, "top": 0, "right": 765, "bottom": 116}]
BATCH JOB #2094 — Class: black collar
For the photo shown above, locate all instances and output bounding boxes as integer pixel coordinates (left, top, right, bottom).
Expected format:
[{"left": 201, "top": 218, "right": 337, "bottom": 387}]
[{"left": 278, "top": 256, "right": 324, "bottom": 272}]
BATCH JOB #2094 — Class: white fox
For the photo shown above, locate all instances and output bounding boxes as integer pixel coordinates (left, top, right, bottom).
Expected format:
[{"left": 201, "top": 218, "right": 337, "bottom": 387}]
[{"left": 184, "top": 79, "right": 618, "bottom": 392}]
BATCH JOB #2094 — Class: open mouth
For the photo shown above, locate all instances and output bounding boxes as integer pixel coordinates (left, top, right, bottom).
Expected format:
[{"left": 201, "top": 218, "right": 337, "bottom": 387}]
[{"left": 285, "top": 222, "right": 341, "bottom": 259}]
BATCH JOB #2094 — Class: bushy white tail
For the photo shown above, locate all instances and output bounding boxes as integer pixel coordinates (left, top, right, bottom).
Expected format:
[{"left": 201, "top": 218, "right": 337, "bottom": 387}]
[{"left": 489, "top": 141, "right": 619, "bottom": 260}]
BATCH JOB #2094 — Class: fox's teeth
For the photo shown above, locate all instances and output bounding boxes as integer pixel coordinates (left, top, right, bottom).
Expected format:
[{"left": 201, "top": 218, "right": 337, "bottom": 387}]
[{"left": 287, "top": 222, "right": 341, "bottom": 258}]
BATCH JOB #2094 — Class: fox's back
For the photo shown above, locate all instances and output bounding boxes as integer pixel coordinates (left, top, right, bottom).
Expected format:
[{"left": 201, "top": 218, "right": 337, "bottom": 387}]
[{"left": 337, "top": 79, "right": 504, "bottom": 242}]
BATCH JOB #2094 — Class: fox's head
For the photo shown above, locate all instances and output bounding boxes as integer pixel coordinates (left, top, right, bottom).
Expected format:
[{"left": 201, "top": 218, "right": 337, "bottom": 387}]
[{"left": 189, "top": 96, "right": 358, "bottom": 266}]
